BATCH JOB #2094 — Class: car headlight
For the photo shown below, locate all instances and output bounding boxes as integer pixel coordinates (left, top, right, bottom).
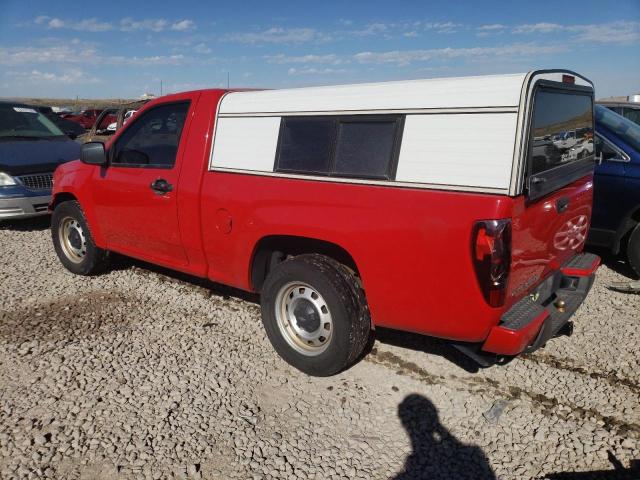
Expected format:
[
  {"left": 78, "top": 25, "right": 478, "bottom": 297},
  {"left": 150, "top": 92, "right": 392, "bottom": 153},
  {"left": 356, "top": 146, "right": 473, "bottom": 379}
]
[{"left": 0, "top": 172, "right": 17, "bottom": 186}]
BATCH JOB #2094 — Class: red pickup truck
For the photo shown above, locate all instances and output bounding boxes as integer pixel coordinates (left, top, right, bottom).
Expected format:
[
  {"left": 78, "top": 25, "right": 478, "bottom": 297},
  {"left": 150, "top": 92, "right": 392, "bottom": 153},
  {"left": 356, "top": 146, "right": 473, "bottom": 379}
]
[
  {"left": 61, "top": 109, "right": 104, "bottom": 130},
  {"left": 50, "top": 70, "right": 600, "bottom": 376}
]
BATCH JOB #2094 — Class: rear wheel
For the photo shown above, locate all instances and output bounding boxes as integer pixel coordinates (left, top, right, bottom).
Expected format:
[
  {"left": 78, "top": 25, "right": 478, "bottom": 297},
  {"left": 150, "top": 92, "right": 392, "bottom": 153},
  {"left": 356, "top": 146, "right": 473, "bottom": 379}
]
[
  {"left": 627, "top": 223, "right": 640, "bottom": 277},
  {"left": 260, "top": 254, "right": 371, "bottom": 376},
  {"left": 51, "top": 200, "right": 110, "bottom": 275}
]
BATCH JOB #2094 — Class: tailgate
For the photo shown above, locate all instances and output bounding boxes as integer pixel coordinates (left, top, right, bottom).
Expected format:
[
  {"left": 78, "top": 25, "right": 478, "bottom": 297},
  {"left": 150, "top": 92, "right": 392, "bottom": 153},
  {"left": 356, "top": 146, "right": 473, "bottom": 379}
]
[{"left": 507, "top": 83, "right": 595, "bottom": 303}]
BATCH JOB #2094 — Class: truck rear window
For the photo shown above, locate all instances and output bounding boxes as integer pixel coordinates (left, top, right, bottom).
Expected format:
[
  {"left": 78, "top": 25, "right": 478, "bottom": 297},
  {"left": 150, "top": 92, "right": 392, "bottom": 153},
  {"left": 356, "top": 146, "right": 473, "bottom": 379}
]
[{"left": 527, "top": 86, "right": 594, "bottom": 199}]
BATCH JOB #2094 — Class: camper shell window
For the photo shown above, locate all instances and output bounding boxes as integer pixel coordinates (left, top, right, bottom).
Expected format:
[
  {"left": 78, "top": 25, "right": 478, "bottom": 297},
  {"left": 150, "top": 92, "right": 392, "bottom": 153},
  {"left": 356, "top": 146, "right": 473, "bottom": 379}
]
[{"left": 275, "top": 115, "right": 404, "bottom": 180}]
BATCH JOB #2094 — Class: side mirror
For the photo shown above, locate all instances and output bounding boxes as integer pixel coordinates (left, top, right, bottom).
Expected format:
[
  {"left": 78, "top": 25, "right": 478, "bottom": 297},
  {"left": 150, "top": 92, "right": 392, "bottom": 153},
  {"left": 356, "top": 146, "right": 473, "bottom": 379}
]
[{"left": 80, "top": 142, "right": 107, "bottom": 166}]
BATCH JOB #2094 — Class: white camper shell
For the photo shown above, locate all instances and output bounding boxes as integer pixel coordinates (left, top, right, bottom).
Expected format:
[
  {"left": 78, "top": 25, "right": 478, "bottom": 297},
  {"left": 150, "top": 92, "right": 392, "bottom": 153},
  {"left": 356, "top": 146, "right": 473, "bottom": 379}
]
[{"left": 210, "top": 70, "right": 594, "bottom": 197}]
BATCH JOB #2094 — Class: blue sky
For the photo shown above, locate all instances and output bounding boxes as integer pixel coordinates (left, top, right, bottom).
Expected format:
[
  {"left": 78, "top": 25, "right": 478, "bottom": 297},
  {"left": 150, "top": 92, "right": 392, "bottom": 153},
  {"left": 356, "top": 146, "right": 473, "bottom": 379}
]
[{"left": 1, "top": 0, "right": 638, "bottom": 99}]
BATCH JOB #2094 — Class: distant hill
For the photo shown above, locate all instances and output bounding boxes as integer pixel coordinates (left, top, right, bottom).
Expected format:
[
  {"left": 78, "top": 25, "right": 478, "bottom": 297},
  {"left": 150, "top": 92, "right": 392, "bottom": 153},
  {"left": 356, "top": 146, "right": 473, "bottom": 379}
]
[{"left": 0, "top": 97, "right": 137, "bottom": 111}]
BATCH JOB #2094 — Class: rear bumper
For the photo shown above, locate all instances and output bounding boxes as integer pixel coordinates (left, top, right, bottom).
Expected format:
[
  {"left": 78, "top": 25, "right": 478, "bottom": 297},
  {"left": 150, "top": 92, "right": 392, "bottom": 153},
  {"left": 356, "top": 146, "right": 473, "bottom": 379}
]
[
  {"left": 0, "top": 195, "right": 51, "bottom": 219},
  {"left": 481, "top": 252, "right": 600, "bottom": 356}
]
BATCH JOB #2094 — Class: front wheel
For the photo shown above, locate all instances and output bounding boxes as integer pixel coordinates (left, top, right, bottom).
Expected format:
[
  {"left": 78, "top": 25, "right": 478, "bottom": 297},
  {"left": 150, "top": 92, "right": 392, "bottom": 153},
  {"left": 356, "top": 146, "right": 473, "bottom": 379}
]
[
  {"left": 51, "top": 200, "right": 110, "bottom": 275},
  {"left": 260, "top": 254, "right": 371, "bottom": 376}
]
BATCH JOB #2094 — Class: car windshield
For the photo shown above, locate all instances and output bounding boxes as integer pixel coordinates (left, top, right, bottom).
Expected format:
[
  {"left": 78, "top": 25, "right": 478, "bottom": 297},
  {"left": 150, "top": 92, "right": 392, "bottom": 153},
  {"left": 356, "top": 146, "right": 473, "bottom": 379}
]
[
  {"left": 0, "top": 105, "right": 65, "bottom": 139},
  {"left": 595, "top": 104, "right": 640, "bottom": 152}
]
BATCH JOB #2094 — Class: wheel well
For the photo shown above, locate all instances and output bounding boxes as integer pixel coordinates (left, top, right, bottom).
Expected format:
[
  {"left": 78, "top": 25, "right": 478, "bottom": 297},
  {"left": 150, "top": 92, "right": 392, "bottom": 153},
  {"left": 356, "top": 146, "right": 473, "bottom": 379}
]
[
  {"left": 614, "top": 206, "right": 640, "bottom": 254},
  {"left": 51, "top": 192, "right": 78, "bottom": 210},
  {"left": 250, "top": 235, "right": 359, "bottom": 291}
]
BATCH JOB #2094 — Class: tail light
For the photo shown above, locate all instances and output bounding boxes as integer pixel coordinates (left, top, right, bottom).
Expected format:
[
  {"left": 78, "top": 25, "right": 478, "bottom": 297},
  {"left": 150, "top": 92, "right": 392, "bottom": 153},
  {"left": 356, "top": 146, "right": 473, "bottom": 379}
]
[{"left": 471, "top": 219, "right": 512, "bottom": 307}]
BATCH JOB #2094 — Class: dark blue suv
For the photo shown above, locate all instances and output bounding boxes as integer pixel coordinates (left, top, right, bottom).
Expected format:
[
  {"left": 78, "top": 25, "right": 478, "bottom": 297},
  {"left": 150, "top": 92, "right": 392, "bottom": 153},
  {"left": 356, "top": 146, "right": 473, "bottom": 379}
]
[
  {"left": 588, "top": 105, "right": 640, "bottom": 276},
  {"left": 0, "top": 102, "right": 80, "bottom": 221}
]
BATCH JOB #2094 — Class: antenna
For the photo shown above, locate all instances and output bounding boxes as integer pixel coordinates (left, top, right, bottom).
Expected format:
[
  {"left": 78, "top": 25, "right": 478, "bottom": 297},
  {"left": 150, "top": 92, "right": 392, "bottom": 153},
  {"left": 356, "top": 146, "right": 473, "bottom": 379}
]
[
  {"left": 160, "top": 80, "right": 163, "bottom": 96},
  {"left": 227, "top": 72, "right": 230, "bottom": 89}
]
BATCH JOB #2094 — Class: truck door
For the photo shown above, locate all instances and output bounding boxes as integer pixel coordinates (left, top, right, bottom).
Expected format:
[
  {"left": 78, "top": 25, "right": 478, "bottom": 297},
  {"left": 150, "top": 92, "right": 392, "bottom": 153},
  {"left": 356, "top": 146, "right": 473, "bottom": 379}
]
[{"left": 91, "top": 94, "right": 197, "bottom": 267}]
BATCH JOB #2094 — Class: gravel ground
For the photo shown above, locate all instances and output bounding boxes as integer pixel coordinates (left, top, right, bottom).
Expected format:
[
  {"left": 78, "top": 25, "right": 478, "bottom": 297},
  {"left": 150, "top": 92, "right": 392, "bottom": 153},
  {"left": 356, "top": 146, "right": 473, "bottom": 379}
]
[{"left": 0, "top": 217, "right": 638, "bottom": 480}]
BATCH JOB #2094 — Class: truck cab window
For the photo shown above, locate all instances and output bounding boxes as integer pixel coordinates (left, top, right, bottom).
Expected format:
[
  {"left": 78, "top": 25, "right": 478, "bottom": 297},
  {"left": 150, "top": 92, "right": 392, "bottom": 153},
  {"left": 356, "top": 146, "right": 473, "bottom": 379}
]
[{"left": 112, "top": 102, "right": 190, "bottom": 168}]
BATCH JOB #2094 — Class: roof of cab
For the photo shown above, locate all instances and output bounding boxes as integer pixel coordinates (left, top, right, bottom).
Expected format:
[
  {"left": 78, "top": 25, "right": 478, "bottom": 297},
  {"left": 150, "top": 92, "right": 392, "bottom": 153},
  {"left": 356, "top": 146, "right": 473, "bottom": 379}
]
[{"left": 219, "top": 72, "right": 530, "bottom": 115}]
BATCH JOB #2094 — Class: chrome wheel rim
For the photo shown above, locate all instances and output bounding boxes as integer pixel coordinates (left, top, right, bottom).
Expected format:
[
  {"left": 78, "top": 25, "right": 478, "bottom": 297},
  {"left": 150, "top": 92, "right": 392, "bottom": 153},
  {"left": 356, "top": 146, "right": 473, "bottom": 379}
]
[
  {"left": 275, "top": 282, "right": 333, "bottom": 356},
  {"left": 59, "top": 216, "right": 87, "bottom": 263}
]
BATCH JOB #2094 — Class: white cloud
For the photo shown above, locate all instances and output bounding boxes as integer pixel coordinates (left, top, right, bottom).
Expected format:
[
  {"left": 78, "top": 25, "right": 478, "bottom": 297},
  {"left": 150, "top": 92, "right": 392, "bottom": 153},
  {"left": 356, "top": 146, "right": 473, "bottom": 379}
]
[
  {"left": 7, "top": 68, "right": 99, "bottom": 84},
  {"left": 226, "top": 27, "right": 329, "bottom": 44},
  {"left": 194, "top": 43, "right": 212, "bottom": 54},
  {"left": 108, "top": 54, "right": 186, "bottom": 66},
  {"left": 287, "top": 67, "right": 348, "bottom": 75},
  {"left": 120, "top": 17, "right": 168, "bottom": 32},
  {"left": 34, "top": 16, "right": 113, "bottom": 32},
  {"left": 350, "top": 23, "right": 390, "bottom": 37},
  {"left": 32, "top": 16, "right": 196, "bottom": 33},
  {"left": 512, "top": 21, "right": 640, "bottom": 44},
  {"left": 478, "top": 24, "right": 507, "bottom": 31},
  {"left": 513, "top": 22, "right": 564, "bottom": 34},
  {"left": 171, "top": 20, "right": 196, "bottom": 31},
  {"left": 264, "top": 53, "right": 344, "bottom": 65},
  {"left": 354, "top": 43, "right": 567, "bottom": 66},
  {"left": 0, "top": 45, "right": 97, "bottom": 66},
  {"left": 476, "top": 24, "right": 507, "bottom": 37},
  {"left": 0, "top": 45, "right": 187, "bottom": 67},
  {"left": 570, "top": 21, "right": 640, "bottom": 44},
  {"left": 422, "top": 22, "right": 461, "bottom": 34}
]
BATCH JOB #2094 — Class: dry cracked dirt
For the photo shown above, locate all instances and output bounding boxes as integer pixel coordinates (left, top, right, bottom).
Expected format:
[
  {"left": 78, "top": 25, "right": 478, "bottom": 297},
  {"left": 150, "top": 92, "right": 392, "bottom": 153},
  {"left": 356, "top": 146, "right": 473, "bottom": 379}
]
[{"left": 1, "top": 217, "right": 639, "bottom": 480}]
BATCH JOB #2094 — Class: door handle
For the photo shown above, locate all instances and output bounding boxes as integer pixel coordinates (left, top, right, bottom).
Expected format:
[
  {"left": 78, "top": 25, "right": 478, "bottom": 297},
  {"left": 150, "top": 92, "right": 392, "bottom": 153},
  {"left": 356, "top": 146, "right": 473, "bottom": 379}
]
[{"left": 150, "top": 178, "right": 173, "bottom": 195}]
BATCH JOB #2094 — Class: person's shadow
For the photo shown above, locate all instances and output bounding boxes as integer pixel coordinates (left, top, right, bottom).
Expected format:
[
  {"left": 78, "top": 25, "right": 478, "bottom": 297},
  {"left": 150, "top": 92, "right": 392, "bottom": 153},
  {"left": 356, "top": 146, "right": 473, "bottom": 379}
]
[{"left": 393, "top": 394, "right": 496, "bottom": 480}]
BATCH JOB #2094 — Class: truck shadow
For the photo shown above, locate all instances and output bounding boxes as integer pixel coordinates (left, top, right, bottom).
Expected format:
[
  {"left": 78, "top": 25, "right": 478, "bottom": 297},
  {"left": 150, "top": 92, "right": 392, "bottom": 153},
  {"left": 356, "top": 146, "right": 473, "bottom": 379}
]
[
  {"left": 372, "top": 327, "right": 483, "bottom": 373},
  {"left": 0, "top": 215, "right": 50, "bottom": 231},
  {"left": 119, "top": 256, "right": 260, "bottom": 305},
  {"left": 393, "top": 393, "right": 496, "bottom": 480},
  {"left": 122, "top": 257, "right": 487, "bottom": 373}
]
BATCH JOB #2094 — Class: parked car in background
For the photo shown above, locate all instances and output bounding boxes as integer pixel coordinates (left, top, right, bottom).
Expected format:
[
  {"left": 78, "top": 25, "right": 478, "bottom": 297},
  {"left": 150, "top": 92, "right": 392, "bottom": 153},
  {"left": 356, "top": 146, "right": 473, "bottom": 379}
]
[
  {"left": 50, "top": 70, "right": 599, "bottom": 375},
  {"left": 61, "top": 109, "right": 103, "bottom": 130},
  {"left": 81, "top": 102, "right": 147, "bottom": 143},
  {"left": 553, "top": 130, "right": 579, "bottom": 149},
  {"left": 51, "top": 106, "right": 72, "bottom": 114},
  {"left": 0, "top": 102, "right": 80, "bottom": 220},
  {"left": 598, "top": 95, "right": 640, "bottom": 126},
  {"left": 107, "top": 109, "right": 136, "bottom": 132},
  {"left": 34, "top": 106, "right": 86, "bottom": 139},
  {"left": 588, "top": 105, "right": 640, "bottom": 276}
]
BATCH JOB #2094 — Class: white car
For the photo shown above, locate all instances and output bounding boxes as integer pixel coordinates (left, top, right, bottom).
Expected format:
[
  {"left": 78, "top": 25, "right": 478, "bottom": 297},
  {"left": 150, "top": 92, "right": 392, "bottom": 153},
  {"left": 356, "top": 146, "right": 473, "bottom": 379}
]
[
  {"left": 562, "top": 137, "right": 594, "bottom": 162},
  {"left": 106, "top": 110, "right": 136, "bottom": 132},
  {"left": 553, "top": 130, "right": 578, "bottom": 150}
]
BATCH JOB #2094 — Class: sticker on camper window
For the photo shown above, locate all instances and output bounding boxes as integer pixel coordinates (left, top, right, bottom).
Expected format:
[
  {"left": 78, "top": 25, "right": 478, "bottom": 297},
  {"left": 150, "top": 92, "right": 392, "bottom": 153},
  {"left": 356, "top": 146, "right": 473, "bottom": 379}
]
[{"left": 13, "top": 107, "right": 38, "bottom": 114}]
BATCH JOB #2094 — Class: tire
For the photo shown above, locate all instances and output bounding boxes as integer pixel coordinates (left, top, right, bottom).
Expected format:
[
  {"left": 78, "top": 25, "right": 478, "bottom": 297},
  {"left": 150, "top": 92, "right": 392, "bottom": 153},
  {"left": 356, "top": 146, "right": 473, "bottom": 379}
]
[
  {"left": 51, "top": 200, "right": 110, "bottom": 275},
  {"left": 627, "top": 223, "right": 640, "bottom": 278},
  {"left": 260, "top": 254, "right": 371, "bottom": 376}
]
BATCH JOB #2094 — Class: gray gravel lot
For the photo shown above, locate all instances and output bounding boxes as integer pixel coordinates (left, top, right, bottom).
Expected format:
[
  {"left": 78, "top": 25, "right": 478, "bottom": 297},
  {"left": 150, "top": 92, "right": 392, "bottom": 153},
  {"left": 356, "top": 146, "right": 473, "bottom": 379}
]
[{"left": 0, "top": 217, "right": 638, "bottom": 480}]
